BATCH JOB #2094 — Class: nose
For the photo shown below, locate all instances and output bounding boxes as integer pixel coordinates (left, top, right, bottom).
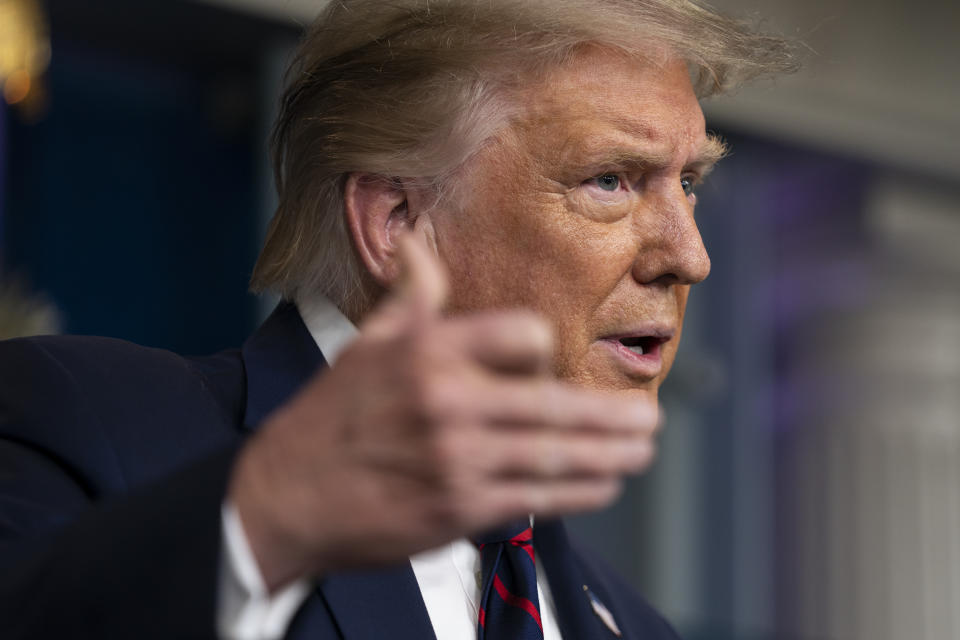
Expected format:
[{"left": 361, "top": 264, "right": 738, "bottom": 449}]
[{"left": 631, "top": 192, "right": 711, "bottom": 286}]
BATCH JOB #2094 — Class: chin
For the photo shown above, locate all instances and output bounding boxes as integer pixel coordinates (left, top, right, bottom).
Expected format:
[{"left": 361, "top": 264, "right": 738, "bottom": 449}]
[
  {"left": 555, "top": 363, "right": 664, "bottom": 397},
  {"left": 555, "top": 345, "right": 671, "bottom": 395}
]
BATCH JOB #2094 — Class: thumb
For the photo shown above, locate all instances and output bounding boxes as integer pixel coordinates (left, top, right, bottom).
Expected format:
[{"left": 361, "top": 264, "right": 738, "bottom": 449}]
[
  {"left": 361, "top": 232, "right": 448, "bottom": 337},
  {"left": 394, "top": 232, "right": 448, "bottom": 320}
]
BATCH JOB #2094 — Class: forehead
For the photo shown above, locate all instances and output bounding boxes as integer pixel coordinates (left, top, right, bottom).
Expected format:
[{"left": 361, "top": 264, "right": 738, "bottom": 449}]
[{"left": 511, "top": 49, "right": 707, "bottom": 164}]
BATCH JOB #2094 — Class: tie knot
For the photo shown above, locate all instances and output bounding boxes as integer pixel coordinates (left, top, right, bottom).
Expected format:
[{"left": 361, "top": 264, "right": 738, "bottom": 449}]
[{"left": 472, "top": 520, "right": 532, "bottom": 547}]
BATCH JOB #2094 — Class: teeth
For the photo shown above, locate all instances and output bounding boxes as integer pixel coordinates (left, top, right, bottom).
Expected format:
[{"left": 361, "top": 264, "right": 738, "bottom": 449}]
[{"left": 626, "top": 344, "right": 646, "bottom": 355}]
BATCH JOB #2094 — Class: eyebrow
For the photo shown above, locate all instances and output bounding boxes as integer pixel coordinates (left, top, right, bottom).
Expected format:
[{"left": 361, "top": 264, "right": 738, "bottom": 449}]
[
  {"left": 569, "top": 133, "right": 729, "bottom": 177},
  {"left": 689, "top": 134, "right": 729, "bottom": 176}
]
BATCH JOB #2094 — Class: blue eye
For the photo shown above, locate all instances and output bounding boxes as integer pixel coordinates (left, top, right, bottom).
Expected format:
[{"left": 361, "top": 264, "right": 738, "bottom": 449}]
[
  {"left": 596, "top": 174, "right": 620, "bottom": 191},
  {"left": 681, "top": 177, "right": 695, "bottom": 196}
]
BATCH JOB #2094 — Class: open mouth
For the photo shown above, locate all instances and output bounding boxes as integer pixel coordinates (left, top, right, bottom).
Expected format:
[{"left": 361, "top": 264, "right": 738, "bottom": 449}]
[
  {"left": 616, "top": 335, "right": 666, "bottom": 357},
  {"left": 599, "top": 330, "right": 673, "bottom": 377}
]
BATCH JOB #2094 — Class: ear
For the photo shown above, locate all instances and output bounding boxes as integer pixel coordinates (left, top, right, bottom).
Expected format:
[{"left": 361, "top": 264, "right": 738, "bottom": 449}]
[{"left": 344, "top": 173, "right": 437, "bottom": 288}]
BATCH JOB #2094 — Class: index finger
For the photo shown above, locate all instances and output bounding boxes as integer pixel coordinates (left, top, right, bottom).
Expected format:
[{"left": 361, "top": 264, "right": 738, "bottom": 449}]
[
  {"left": 477, "top": 379, "right": 661, "bottom": 435},
  {"left": 442, "top": 310, "right": 554, "bottom": 376}
]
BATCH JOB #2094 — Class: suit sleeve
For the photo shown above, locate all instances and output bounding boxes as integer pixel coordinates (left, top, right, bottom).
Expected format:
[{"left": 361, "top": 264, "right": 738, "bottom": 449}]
[{"left": 0, "top": 337, "right": 240, "bottom": 639}]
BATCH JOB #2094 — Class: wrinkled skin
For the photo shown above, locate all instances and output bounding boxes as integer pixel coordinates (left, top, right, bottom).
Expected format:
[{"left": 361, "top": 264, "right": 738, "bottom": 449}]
[
  {"left": 230, "top": 49, "right": 716, "bottom": 591},
  {"left": 436, "top": 50, "right": 715, "bottom": 396}
]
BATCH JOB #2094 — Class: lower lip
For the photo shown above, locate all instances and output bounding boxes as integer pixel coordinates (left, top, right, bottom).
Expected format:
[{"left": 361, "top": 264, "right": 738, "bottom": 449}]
[{"left": 600, "top": 339, "right": 664, "bottom": 378}]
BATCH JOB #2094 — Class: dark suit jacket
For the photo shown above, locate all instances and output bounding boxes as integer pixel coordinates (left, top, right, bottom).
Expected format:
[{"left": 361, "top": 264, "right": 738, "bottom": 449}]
[{"left": 0, "top": 303, "right": 680, "bottom": 639}]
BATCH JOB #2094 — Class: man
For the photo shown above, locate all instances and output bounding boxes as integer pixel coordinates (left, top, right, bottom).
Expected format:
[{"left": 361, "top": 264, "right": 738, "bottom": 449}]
[{"left": 0, "top": 1, "right": 792, "bottom": 638}]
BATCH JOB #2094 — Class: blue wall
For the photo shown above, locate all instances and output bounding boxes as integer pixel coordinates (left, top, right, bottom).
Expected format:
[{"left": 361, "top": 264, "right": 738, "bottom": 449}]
[{"left": 2, "top": 1, "right": 291, "bottom": 353}]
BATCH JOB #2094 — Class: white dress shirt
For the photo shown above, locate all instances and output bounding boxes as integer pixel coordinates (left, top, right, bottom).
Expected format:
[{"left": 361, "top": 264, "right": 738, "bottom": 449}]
[{"left": 217, "top": 296, "right": 563, "bottom": 640}]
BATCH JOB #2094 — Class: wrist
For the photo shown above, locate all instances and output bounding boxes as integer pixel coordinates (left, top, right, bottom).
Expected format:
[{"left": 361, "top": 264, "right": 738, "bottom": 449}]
[{"left": 228, "top": 436, "right": 321, "bottom": 592}]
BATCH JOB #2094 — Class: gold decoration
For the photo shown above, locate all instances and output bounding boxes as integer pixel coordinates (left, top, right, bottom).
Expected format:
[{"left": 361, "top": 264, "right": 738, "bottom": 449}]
[{"left": 0, "top": 0, "right": 50, "bottom": 114}]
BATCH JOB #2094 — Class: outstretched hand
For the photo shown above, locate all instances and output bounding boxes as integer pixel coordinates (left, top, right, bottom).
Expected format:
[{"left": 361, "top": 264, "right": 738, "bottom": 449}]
[{"left": 230, "top": 234, "right": 660, "bottom": 591}]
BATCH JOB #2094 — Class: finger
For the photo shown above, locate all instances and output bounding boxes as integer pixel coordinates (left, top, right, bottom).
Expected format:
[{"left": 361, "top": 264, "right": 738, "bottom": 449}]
[
  {"left": 441, "top": 310, "right": 553, "bottom": 375},
  {"left": 469, "top": 477, "right": 625, "bottom": 526},
  {"left": 361, "top": 232, "right": 448, "bottom": 339},
  {"left": 474, "top": 428, "right": 656, "bottom": 479},
  {"left": 395, "top": 232, "right": 448, "bottom": 320},
  {"left": 473, "top": 379, "right": 660, "bottom": 435}
]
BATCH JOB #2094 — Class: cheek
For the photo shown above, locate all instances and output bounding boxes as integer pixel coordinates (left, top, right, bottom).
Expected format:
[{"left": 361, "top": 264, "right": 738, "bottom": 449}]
[
  {"left": 658, "top": 284, "right": 692, "bottom": 374},
  {"left": 437, "top": 201, "right": 547, "bottom": 313},
  {"left": 441, "top": 210, "right": 635, "bottom": 336},
  {"left": 568, "top": 189, "right": 633, "bottom": 224},
  {"left": 673, "top": 285, "right": 691, "bottom": 325},
  {"left": 437, "top": 155, "right": 639, "bottom": 326}
]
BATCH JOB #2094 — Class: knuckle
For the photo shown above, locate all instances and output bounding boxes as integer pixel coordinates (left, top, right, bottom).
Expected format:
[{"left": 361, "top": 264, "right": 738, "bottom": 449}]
[
  {"left": 652, "top": 404, "right": 666, "bottom": 434},
  {"left": 570, "top": 445, "right": 601, "bottom": 474},
  {"left": 521, "top": 313, "right": 554, "bottom": 354},
  {"left": 406, "top": 372, "right": 456, "bottom": 425},
  {"left": 522, "top": 484, "right": 548, "bottom": 514},
  {"left": 639, "top": 440, "right": 657, "bottom": 468},
  {"left": 509, "top": 309, "right": 550, "bottom": 333},
  {"left": 536, "top": 436, "right": 564, "bottom": 476},
  {"left": 597, "top": 478, "right": 624, "bottom": 503},
  {"left": 422, "top": 497, "right": 464, "bottom": 530},
  {"left": 632, "top": 399, "right": 660, "bottom": 433},
  {"left": 536, "top": 382, "right": 568, "bottom": 426},
  {"left": 402, "top": 330, "right": 437, "bottom": 372},
  {"left": 576, "top": 479, "right": 622, "bottom": 510},
  {"left": 513, "top": 439, "right": 544, "bottom": 475},
  {"left": 426, "top": 427, "right": 463, "bottom": 469},
  {"left": 621, "top": 438, "right": 656, "bottom": 472},
  {"left": 423, "top": 427, "right": 478, "bottom": 494}
]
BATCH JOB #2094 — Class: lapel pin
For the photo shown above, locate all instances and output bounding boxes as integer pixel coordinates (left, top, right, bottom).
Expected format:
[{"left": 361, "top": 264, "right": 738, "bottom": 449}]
[{"left": 583, "top": 585, "right": 622, "bottom": 637}]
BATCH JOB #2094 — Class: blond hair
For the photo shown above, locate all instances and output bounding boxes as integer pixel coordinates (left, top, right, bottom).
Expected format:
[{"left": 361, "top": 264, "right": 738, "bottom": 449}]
[{"left": 251, "top": 0, "right": 795, "bottom": 318}]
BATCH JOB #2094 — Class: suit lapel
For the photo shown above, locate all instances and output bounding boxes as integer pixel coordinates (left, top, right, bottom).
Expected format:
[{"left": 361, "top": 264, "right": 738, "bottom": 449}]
[
  {"left": 319, "top": 566, "right": 438, "bottom": 640},
  {"left": 240, "top": 303, "right": 435, "bottom": 639},
  {"left": 537, "top": 519, "right": 621, "bottom": 638},
  {"left": 241, "top": 302, "right": 326, "bottom": 430}
]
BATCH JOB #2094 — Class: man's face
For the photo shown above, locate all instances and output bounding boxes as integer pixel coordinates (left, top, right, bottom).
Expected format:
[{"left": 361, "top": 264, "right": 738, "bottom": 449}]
[{"left": 431, "top": 49, "right": 719, "bottom": 402}]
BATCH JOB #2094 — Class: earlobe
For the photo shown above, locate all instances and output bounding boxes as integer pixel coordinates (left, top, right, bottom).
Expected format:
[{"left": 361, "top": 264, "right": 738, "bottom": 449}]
[{"left": 344, "top": 173, "right": 413, "bottom": 288}]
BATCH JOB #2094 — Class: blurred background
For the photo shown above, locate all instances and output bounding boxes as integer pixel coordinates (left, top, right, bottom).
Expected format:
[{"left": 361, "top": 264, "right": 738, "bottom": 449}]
[{"left": 1, "top": 1, "right": 957, "bottom": 639}]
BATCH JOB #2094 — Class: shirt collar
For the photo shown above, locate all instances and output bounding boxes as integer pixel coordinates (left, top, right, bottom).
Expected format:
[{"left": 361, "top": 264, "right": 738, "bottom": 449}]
[{"left": 295, "top": 295, "right": 358, "bottom": 367}]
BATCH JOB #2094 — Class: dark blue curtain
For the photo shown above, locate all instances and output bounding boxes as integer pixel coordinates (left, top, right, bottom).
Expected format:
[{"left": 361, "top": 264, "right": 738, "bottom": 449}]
[{"left": 2, "top": 1, "right": 294, "bottom": 354}]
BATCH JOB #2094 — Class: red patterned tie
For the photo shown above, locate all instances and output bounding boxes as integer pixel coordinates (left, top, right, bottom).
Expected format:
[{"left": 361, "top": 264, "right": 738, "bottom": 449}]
[{"left": 473, "top": 521, "right": 544, "bottom": 640}]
